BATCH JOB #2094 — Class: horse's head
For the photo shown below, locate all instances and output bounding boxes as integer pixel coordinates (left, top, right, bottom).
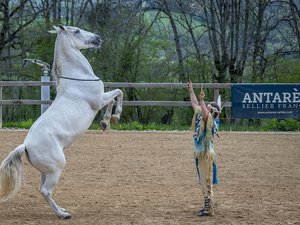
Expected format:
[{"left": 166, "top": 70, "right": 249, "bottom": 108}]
[{"left": 49, "top": 25, "right": 102, "bottom": 50}]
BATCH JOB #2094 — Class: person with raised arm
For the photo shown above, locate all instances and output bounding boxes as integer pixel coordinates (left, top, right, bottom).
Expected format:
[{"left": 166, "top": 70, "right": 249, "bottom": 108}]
[{"left": 187, "top": 80, "right": 221, "bottom": 217}]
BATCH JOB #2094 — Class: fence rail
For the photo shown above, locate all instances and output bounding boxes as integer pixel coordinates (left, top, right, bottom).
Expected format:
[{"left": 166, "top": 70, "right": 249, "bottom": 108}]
[
  {"left": 0, "top": 81, "right": 232, "bottom": 88},
  {"left": 0, "top": 81, "right": 232, "bottom": 106},
  {"left": 0, "top": 81, "right": 232, "bottom": 128}
]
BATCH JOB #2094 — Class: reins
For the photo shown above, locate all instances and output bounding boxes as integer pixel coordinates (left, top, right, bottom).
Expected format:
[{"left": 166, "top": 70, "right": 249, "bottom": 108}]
[{"left": 59, "top": 76, "right": 101, "bottom": 81}]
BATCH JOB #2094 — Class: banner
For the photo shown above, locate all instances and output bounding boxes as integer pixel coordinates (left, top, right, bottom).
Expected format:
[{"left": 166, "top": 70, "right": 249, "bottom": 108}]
[{"left": 231, "top": 84, "right": 300, "bottom": 119}]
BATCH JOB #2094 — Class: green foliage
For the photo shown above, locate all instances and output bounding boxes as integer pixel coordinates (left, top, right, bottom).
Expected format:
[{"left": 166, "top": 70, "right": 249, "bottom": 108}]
[
  {"left": 261, "top": 119, "right": 300, "bottom": 131},
  {"left": 110, "top": 121, "right": 189, "bottom": 131},
  {"left": 3, "top": 119, "right": 34, "bottom": 129},
  {"left": 89, "top": 123, "right": 100, "bottom": 130},
  {"left": 211, "top": 119, "right": 300, "bottom": 132},
  {"left": 23, "top": 26, "right": 55, "bottom": 66},
  {"left": 3, "top": 119, "right": 300, "bottom": 132},
  {"left": 266, "top": 58, "right": 300, "bottom": 83}
]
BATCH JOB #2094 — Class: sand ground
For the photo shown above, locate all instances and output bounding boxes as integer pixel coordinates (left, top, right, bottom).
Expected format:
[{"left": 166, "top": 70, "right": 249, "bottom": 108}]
[{"left": 0, "top": 130, "right": 299, "bottom": 225}]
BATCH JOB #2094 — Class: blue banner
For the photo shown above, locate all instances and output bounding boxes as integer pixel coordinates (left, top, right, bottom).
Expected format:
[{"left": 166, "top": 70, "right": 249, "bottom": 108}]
[{"left": 231, "top": 84, "right": 300, "bottom": 119}]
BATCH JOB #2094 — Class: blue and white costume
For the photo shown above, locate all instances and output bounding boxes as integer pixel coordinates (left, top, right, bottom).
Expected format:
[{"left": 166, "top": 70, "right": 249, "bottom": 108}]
[{"left": 192, "top": 106, "right": 219, "bottom": 216}]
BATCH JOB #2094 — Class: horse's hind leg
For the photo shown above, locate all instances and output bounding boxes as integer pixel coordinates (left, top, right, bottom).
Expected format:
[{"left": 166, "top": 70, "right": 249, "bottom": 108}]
[
  {"left": 39, "top": 173, "right": 46, "bottom": 192},
  {"left": 40, "top": 170, "right": 71, "bottom": 219},
  {"left": 39, "top": 172, "right": 67, "bottom": 212}
]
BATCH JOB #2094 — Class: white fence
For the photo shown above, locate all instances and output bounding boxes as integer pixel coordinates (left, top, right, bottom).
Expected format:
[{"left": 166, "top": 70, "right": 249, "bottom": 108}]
[{"left": 0, "top": 81, "right": 232, "bottom": 127}]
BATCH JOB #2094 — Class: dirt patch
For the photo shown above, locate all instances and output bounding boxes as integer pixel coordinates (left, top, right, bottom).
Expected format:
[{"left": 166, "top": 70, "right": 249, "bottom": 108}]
[{"left": 0, "top": 130, "right": 299, "bottom": 225}]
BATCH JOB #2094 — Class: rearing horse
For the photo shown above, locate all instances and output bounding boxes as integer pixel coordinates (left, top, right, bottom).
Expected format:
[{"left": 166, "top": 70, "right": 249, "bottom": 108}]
[{"left": 0, "top": 25, "right": 123, "bottom": 219}]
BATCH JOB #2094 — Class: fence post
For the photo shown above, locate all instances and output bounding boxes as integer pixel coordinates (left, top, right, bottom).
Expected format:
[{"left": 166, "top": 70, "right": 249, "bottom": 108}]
[
  {"left": 214, "top": 88, "right": 220, "bottom": 103},
  {"left": 41, "top": 67, "right": 50, "bottom": 114}
]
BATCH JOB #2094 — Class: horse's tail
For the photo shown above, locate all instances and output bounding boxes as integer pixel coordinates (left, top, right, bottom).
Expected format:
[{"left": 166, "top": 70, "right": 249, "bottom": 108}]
[{"left": 0, "top": 144, "right": 26, "bottom": 202}]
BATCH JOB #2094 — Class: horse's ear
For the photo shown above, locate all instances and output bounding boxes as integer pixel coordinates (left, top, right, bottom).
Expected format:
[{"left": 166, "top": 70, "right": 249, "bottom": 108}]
[
  {"left": 48, "top": 25, "right": 66, "bottom": 34},
  {"left": 58, "top": 25, "right": 66, "bottom": 31},
  {"left": 48, "top": 29, "right": 57, "bottom": 34},
  {"left": 48, "top": 26, "right": 60, "bottom": 34}
]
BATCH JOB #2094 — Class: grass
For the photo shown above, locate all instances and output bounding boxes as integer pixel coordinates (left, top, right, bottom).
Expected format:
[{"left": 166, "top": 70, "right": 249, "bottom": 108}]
[
  {"left": 2, "top": 119, "right": 299, "bottom": 132},
  {"left": 3, "top": 119, "right": 34, "bottom": 129}
]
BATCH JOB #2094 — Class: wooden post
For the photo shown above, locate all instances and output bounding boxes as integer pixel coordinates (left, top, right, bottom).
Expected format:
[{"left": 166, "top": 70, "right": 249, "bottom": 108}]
[
  {"left": 41, "top": 75, "right": 50, "bottom": 114},
  {"left": 214, "top": 88, "right": 219, "bottom": 103}
]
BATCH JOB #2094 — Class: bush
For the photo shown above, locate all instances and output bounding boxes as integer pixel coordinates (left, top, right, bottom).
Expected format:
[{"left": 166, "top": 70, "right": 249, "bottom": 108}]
[
  {"left": 261, "top": 119, "right": 300, "bottom": 131},
  {"left": 2, "top": 119, "right": 299, "bottom": 132},
  {"left": 3, "top": 119, "right": 34, "bottom": 129},
  {"left": 111, "top": 121, "right": 189, "bottom": 131}
]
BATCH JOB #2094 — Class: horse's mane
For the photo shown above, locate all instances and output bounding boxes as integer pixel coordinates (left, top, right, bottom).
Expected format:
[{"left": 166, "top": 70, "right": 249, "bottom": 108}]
[
  {"left": 51, "top": 62, "right": 59, "bottom": 86},
  {"left": 51, "top": 33, "right": 62, "bottom": 86}
]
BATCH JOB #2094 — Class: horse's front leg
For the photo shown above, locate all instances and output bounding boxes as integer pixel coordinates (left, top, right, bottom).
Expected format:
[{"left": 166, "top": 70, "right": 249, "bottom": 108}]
[
  {"left": 100, "top": 89, "right": 123, "bottom": 130},
  {"left": 100, "top": 99, "right": 115, "bottom": 131}
]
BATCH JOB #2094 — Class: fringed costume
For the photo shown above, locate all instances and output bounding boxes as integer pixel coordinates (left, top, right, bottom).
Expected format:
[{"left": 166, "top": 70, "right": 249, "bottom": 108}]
[{"left": 192, "top": 106, "right": 219, "bottom": 216}]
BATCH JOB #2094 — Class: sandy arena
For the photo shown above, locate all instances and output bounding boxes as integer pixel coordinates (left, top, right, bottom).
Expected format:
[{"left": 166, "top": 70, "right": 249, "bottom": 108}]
[{"left": 0, "top": 130, "right": 299, "bottom": 225}]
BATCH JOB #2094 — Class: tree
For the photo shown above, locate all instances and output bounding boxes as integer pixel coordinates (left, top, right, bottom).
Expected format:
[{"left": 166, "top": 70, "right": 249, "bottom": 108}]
[
  {"left": 250, "top": 0, "right": 292, "bottom": 82},
  {"left": 175, "top": 0, "right": 209, "bottom": 82},
  {"left": 199, "top": 0, "right": 255, "bottom": 83},
  {"left": 61, "top": 0, "right": 76, "bottom": 25},
  {"left": 80, "top": 0, "right": 165, "bottom": 123},
  {"left": 285, "top": 0, "right": 300, "bottom": 57},
  {"left": 251, "top": 0, "right": 267, "bottom": 82},
  {"left": 0, "top": 0, "right": 44, "bottom": 57},
  {"left": 148, "top": 0, "right": 186, "bottom": 82}
]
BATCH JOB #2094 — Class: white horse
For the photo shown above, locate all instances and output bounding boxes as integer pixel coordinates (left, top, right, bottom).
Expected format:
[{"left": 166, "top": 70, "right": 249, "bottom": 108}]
[{"left": 0, "top": 25, "right": 123, "bottom": 219}]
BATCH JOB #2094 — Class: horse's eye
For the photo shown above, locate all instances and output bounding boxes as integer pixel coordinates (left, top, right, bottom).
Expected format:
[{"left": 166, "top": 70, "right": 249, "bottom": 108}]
[{"left": 74, "top": 29, "right": 80, "bottom": 34}]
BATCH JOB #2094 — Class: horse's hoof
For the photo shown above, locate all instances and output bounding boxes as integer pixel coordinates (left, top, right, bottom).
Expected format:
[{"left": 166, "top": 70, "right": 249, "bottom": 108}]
[
  {"left": 110, "top": 115, "right": 119, "bottom": 124},
  {"left": 100, "top": 121, "right": 107, "bottom": 131},
  {"left": 61, "top": 212, "right": 72, "bottom": 219},
  {"left": 57, "top": 211, "right": 72, "bottom": 219},
  {"left": 62, "top": 215, "right": 72, "bottom": 219}
]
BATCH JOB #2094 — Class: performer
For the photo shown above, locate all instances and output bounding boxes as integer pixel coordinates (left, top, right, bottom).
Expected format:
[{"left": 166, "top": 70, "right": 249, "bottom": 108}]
[{"left": 187, "top": 80, "right": 220, "bottom": 216}]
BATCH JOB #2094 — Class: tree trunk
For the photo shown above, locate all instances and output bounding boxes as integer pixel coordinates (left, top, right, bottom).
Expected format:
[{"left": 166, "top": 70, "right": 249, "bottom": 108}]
[
  {"left": 251, "top": 0, "right": 266, "bottom": 82},
  {"left": 70, "top": 0, "right": 75, "bottom": 25},
  {"left": 45, "top": 0, "right": 51, "bottom": 30},
  {"left": 168, "top": 13, "right": 185, "bottom": 82},
  {"left": 288, "top": 0, "right": 300, "bottom": 57},
  {"left": 58, "top": 0, "right": 62, "bottom": 23},
  {"left": 0, "top": 0, "right": 10, "bottom": 56},
  {"left": 52, "top": 0, "right": 57, "bottom": 23},
  {"left": 229, "top": 0, "right": 251, "bottom": 83},
  {"left": 65, "top": 0, "right": 69, "bottom": 25},
  {"left": 203, "top": 0, "right": 229, "bottom": 83}
]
